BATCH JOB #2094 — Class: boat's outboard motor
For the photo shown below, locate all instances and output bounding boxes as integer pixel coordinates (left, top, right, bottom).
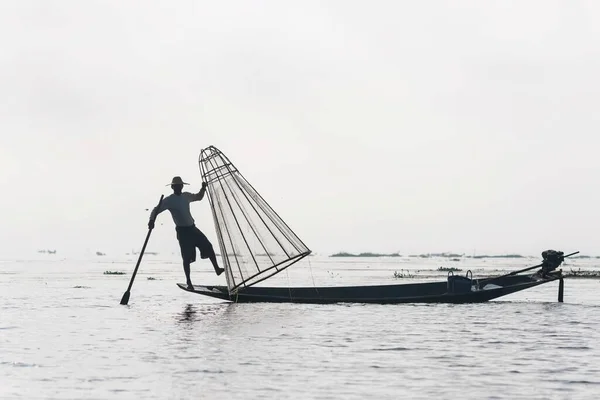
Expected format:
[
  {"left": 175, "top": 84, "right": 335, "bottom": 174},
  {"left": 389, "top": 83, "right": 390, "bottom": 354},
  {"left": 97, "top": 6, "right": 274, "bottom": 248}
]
[
  {"left": 541, "top": 250, "right": 565, "bottom": 275},
  {"left": 447, "top": 270, "right": 473, "bottom": 294}
]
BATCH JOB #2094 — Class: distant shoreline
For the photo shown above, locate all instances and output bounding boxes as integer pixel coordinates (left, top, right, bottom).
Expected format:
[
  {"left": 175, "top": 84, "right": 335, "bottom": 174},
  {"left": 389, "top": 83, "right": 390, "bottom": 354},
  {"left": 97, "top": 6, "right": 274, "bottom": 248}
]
[
  {"left": 27, "top": 250, "right": 599, "bottom": 260},
  {"left": 329, "top": 252, "right": 524, "bottom": 258},
  {"left": 330, "top": 252, "right": 402, "bottom": 258},
  {"left": 330, "top": 252, "right": 600, "bottom": 259}
]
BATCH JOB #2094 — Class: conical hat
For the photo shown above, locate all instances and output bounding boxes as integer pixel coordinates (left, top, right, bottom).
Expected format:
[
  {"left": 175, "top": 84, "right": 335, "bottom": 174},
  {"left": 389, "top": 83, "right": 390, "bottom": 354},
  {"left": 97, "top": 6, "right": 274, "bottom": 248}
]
[{"left": 166, "top": 176, "right": 189, "bottom": 186}]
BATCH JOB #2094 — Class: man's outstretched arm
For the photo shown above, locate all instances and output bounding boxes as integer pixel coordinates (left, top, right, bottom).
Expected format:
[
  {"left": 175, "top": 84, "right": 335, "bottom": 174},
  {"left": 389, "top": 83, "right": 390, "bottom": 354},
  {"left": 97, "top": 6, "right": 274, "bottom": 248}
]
[{"left": 190, "top": 182, "right": 208, "bottom": 202}]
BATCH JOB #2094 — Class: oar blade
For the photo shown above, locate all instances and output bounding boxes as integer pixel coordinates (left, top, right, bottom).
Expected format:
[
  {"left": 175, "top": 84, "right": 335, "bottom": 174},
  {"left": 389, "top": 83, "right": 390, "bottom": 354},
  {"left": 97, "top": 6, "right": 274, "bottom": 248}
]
[{"left": 120, "top": 291, "right": 131, "bottom": 305}]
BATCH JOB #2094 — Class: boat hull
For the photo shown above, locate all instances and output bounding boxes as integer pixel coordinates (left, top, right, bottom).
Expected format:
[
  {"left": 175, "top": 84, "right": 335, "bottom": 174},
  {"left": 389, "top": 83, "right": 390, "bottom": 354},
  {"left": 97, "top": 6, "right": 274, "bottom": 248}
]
[{"left": 177, "top": 273, "right": 562, "bottom": 304}]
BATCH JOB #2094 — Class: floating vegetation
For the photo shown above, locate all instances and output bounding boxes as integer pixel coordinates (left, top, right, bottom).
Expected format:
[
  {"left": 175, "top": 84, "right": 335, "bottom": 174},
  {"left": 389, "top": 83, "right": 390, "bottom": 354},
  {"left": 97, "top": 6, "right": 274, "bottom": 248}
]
[
  {"left": 437, "top": 267, "right": 463, "bottom": 272},
  {"left": 131, "top": 251, "right": 158, "bottom": 255},
  {"left": 393, "top": 270, "right": 415, "bottom": 279},
  {"left": 470, "top": 254, "right": 525, "bottom": 259},
  {"left": 147, "top": 277, "right": 156, "bottom": 280},
  {"left": 403, "top": 253, "right": 464, "bottom": 258},
  {"left": 565, "top": 269, "right": 600, "bottom": 278},
  {"left": 96, "top": 251, "right": 106, "bottom": 256},
  {"left": 73, "top": 285, "right": 90, "bottom": 289},
  {"left": 331, "top": 252, "right": 402, "bottom": 257},
  {"left": 413, "top": 253, "right": 464, "bottom": 258},
  {"left": 331, "top": 252, "right": 353, "bottom": 257},
  {"left": 103, "top": 271, "right": 126, "bottom": 275}
]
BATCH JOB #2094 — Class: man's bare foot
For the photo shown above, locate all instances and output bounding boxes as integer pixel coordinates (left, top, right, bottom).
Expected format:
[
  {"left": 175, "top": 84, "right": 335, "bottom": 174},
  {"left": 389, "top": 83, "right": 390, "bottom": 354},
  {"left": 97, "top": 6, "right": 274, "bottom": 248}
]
[
  {"left": 187, "top": 282, "right": 194, "bottom": 290},
  {"left": 215, "top": 267, "right": 225, "bottom": 276}
]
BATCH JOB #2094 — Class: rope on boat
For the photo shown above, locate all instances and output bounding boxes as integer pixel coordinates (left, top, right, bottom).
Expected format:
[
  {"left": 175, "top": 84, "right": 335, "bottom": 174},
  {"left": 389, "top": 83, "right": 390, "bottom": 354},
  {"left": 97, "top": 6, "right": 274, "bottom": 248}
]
[{"left": 307, "top": 256, "right": 321, "bottom": 299}]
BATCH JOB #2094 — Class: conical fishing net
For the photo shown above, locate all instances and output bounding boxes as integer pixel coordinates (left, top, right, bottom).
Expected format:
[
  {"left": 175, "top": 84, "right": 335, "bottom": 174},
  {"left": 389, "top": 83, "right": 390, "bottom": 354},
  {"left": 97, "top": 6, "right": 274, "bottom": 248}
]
[{"left": 199, "top": 146, "right": 311, "bottom": 293}]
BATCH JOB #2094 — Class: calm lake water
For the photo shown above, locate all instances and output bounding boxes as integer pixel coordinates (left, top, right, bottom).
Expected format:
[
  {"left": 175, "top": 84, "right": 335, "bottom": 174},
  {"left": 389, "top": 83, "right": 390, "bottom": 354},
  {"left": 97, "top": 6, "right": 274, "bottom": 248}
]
[{"left": 2, "top": 254, "right": 600, "bottom": 399}]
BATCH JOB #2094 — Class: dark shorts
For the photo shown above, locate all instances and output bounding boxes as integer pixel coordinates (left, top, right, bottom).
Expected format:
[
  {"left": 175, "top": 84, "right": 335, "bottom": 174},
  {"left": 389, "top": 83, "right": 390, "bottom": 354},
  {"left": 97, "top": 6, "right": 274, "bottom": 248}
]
[{"left": 175, "top": 225, "right": 215, "bottom": 264}]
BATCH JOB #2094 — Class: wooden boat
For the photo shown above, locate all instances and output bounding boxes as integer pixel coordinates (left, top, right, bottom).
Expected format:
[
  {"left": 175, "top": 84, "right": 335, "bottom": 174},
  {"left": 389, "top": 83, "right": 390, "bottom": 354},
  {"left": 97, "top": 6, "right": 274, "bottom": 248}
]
[
  {"left": 177, "top": 271, "right": 565, "bottom": 304},
  {"left": 178, "top": 146, "right": 573, "bottom": 304}
]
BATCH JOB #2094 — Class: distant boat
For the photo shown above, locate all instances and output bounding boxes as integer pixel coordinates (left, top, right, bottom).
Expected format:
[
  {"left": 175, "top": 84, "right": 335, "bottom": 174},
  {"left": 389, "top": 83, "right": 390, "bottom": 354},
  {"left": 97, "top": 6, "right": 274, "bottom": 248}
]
[
  {"left": 178, "top": 146, "right": 573, "bottom": 304},
  {"left": 38, "top": 249, "right": 57, "bottom": 254}
]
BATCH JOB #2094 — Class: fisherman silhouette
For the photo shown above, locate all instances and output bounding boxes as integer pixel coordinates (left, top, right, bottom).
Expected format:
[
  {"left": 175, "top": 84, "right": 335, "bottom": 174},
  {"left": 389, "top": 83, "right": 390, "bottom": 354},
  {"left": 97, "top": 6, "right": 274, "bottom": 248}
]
[{"left": 149, "top": 176, "right": 224, "bottom": 289}]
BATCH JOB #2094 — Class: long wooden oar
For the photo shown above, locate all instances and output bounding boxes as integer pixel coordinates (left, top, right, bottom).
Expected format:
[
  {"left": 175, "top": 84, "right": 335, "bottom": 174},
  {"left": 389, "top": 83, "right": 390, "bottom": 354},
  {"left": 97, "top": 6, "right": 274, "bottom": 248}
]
[{"left": 120, "top": 194, "right": 164, "bottom": 305}]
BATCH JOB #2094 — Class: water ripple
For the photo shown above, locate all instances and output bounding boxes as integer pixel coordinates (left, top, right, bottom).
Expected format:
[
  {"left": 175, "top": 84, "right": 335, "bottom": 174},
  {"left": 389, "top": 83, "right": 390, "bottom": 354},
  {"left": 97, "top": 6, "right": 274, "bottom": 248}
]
[{"left": 2, "top": 260, "right": 600, "bottom": 399}]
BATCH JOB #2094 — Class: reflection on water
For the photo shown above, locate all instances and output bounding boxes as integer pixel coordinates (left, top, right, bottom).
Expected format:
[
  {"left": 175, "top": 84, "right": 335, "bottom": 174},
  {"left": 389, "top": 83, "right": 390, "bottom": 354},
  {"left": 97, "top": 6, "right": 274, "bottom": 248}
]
[
  {"left": 175, "top": 303, "right": 239, "bottom": 330},
  {"left": 178, "top": 304, "right": 197, "bottom": 324}
]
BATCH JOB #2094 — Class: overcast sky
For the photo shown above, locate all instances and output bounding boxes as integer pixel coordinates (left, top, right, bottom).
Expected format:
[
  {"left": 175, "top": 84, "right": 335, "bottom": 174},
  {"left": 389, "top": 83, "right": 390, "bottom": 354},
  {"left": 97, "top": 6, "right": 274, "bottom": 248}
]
[{"left": 1, "top": 1, "right": 599, "bottom": 257}]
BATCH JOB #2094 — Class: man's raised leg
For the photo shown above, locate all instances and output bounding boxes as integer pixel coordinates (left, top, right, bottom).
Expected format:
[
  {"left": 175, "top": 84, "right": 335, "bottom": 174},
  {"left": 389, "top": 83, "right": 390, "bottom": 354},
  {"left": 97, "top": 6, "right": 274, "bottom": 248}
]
[{"left": 209, "top": 254, "right": 224, "bottom": 276}]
